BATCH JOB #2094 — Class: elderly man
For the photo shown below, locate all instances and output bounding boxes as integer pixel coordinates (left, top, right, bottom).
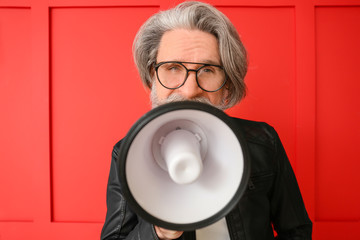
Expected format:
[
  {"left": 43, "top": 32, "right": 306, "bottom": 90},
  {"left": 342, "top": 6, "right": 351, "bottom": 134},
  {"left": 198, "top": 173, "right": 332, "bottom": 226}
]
[{"left": 101, "top": 1, "right": 312, "bottom": 240}]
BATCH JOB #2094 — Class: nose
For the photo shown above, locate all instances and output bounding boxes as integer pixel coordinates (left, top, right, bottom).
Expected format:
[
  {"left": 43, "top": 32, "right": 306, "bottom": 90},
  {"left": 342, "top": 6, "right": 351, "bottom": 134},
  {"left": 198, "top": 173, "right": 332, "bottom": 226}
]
[{"left": 178, "top": 71, "right": 203, "bottom": 99}]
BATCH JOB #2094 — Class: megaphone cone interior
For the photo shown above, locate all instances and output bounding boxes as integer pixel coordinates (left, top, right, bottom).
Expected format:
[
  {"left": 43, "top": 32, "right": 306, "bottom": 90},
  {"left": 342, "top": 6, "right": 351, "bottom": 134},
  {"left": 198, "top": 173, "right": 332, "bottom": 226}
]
[
  {"left": 153, "top": 119, "right": 207, "bottom": 185},
  {"left": 117, "top": 101, "right": 250, "bottom": 231},
  {"left": 160, "top": 128, "right": 203, "bottom": 184}
]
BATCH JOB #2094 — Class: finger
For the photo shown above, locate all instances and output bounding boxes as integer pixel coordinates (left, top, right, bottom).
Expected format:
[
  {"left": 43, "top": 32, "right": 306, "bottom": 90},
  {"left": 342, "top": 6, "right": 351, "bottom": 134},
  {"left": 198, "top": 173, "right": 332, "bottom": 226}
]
[{"left": 155, "top": 226, "right": 184, "bottom": 239}]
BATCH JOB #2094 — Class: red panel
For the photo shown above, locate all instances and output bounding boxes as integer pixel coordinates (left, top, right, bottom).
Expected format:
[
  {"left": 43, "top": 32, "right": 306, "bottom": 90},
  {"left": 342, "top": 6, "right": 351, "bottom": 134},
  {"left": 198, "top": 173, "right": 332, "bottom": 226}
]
[
  {"left": 50, "top": 7, "right": 158, "bottom": 222},
  {"left": 0, "top": 222, "right": 34, "bottom": 240},
  {"left": 314, "top": 221, "right": 360, "bottom": 240},
  {"left": 221, "top": 7, "right": 297, "bottom": 165},
  {"left": 315, "top": 7, "right": 360, "bottom": 221},
  {"left": 0, "top": 8, "right": 32, "bottom": 221}
]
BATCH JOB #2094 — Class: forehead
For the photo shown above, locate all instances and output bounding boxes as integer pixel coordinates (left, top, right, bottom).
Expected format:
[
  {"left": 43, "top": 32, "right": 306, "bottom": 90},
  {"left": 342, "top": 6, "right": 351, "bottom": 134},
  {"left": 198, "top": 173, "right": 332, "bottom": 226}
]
[{"left": 157, "top": 29, "right": 221, "bottom": 64}]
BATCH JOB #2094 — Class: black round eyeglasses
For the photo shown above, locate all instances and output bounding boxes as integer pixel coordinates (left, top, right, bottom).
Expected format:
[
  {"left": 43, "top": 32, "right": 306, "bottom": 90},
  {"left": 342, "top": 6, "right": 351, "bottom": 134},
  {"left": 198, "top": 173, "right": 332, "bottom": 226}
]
[{"left": 154, "top": 61, "right": 227, "bottom": 92}]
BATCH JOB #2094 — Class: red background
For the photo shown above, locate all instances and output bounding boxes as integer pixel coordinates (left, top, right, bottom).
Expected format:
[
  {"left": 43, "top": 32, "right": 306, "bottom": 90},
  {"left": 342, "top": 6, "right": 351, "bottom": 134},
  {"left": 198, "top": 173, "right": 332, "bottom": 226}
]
[{"left": 1, "top": 0, "right": 359, "bottom": 239}]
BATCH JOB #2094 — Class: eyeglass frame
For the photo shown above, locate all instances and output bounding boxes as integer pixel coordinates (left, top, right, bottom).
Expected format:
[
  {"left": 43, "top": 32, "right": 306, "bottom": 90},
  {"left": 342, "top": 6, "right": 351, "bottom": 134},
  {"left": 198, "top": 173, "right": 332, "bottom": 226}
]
[{"left": 154, "top": 61, "right": 227, "bottom": 92}]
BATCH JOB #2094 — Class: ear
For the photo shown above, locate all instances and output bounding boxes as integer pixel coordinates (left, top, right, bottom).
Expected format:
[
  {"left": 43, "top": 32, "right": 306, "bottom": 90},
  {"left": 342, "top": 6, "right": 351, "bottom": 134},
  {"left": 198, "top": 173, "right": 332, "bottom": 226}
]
[
  {"left": 223, "top": 83, "right": 230, "bottom": 104},
  {"left": 148, "top": 67, "right": 156, "bottom": 89},
  {"left": 147, "top": 80, "right": 153, "bottom": 89}
]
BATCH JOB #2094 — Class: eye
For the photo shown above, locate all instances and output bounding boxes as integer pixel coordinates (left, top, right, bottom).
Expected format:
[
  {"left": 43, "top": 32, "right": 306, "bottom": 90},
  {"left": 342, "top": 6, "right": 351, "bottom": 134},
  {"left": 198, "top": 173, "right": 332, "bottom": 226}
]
[
  {"left": 199, "top": 66, "right": 216, "bottom": 74},
  {"left": 166, "top": 63, "right": 183, "bottom": 72}
]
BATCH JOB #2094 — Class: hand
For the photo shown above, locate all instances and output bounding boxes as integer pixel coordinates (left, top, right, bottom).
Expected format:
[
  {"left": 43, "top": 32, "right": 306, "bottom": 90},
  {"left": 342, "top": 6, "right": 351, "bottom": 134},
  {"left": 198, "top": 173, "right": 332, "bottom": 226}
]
[{"left": 154, "top": 225, "right": 184, "bottom": 240}]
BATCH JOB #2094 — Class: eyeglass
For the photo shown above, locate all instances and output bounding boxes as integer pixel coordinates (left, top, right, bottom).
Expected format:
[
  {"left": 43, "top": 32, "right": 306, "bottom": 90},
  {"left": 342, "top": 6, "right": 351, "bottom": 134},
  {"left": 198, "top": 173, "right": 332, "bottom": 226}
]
[{"left": 154, "top": 61, "right": 227, "bottom": 92}]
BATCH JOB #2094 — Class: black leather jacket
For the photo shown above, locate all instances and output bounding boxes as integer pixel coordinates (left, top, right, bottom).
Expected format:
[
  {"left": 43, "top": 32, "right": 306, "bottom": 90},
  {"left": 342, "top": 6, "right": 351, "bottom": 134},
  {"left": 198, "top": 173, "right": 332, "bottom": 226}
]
[{"left": 101, "top": 118, "right": 312, "bottom": 240}]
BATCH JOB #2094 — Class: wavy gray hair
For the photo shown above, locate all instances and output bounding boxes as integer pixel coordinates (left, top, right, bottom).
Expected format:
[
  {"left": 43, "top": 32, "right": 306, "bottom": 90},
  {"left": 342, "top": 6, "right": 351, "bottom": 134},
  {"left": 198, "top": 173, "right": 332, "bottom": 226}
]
[{"left": 133, "top": 1, "right": 248, "bottom": 109}]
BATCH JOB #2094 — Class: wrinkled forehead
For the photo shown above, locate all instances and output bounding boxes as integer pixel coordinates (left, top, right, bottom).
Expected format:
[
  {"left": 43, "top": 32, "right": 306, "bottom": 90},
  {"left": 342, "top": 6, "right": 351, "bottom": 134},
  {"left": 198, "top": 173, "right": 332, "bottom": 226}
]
[{"left": 157, "top": 29, "right": 221, "bottom": 65}]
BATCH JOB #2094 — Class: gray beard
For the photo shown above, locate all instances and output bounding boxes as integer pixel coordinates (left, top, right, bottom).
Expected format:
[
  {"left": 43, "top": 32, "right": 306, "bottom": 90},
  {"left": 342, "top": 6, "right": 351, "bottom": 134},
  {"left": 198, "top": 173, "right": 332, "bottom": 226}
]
[{"left": 150, "top": 85, "right": 227, "bottom": 111}]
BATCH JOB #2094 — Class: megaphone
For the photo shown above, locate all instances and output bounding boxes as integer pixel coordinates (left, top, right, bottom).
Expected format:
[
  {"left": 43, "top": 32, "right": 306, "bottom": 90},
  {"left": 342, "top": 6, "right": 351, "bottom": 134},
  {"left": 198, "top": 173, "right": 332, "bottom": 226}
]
[{"left": 117, "top": 101, "right": 250, "bottom": 231}]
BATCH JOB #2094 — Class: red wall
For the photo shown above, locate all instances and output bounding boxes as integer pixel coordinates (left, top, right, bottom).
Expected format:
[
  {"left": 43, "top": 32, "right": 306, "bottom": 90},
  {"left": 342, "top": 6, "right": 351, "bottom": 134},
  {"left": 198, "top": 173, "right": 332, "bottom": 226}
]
[{"left": 1, "top": 0, "right": 359, "bottom": 239}]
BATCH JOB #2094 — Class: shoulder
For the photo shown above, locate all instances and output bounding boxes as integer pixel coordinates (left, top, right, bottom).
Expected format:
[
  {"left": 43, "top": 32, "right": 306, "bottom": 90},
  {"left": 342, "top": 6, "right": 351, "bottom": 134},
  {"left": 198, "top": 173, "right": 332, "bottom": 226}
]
[
  {"left": 112, "top": 139, "right": 123, "bottom": 159},
  {"left": 230, "top": 117, "right": 282, "bottom": 175},
  {"left": 230, "top": 117, "right": 279, "bottom": 149}
]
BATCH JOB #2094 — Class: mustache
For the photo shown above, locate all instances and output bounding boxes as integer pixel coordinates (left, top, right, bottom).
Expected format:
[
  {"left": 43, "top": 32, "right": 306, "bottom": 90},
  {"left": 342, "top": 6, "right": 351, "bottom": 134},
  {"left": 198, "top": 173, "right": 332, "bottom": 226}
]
[
  {"left": 158, "top": 94, "right": 212, "bottom": 105},
  {"left": 150, "top": 85, "right": 226, "bottom": 110}
]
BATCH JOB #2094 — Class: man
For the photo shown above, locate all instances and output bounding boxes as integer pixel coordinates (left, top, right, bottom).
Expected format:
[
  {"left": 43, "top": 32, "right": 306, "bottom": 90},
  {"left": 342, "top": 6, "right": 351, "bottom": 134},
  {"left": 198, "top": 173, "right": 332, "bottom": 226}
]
[{"left": 101, "top": 1, "right": 312, "bottom": 240}]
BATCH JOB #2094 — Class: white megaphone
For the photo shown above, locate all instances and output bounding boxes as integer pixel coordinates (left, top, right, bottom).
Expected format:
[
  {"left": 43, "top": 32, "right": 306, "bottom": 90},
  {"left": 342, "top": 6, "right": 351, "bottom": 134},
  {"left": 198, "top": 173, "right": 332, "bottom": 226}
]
[{"left": 117, "top": 101, "right": 250, "bottom": 231}]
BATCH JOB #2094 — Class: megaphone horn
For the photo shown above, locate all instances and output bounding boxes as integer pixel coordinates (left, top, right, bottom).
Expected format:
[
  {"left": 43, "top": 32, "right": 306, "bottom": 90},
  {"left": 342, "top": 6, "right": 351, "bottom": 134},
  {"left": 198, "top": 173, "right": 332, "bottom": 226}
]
[{"left": 117, "top": 101, "right": 250, "bottom": 231}]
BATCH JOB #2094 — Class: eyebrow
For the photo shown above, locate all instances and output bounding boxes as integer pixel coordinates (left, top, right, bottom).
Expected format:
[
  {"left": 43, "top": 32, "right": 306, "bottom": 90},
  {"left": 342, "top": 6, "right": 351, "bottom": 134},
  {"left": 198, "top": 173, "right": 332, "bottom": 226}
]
[
  {"left": 201, "top": 60, "right": 222, "bottom": 65},
  {"left": 165, "top": 59, "right": 222, "bottom": 66}
]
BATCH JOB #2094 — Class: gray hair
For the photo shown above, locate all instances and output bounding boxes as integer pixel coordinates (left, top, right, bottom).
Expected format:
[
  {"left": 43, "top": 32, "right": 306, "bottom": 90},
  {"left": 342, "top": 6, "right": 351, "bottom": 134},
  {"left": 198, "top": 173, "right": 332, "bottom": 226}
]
[{"left": 133, "top": 1, "right": 248, "bottom": 108}]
